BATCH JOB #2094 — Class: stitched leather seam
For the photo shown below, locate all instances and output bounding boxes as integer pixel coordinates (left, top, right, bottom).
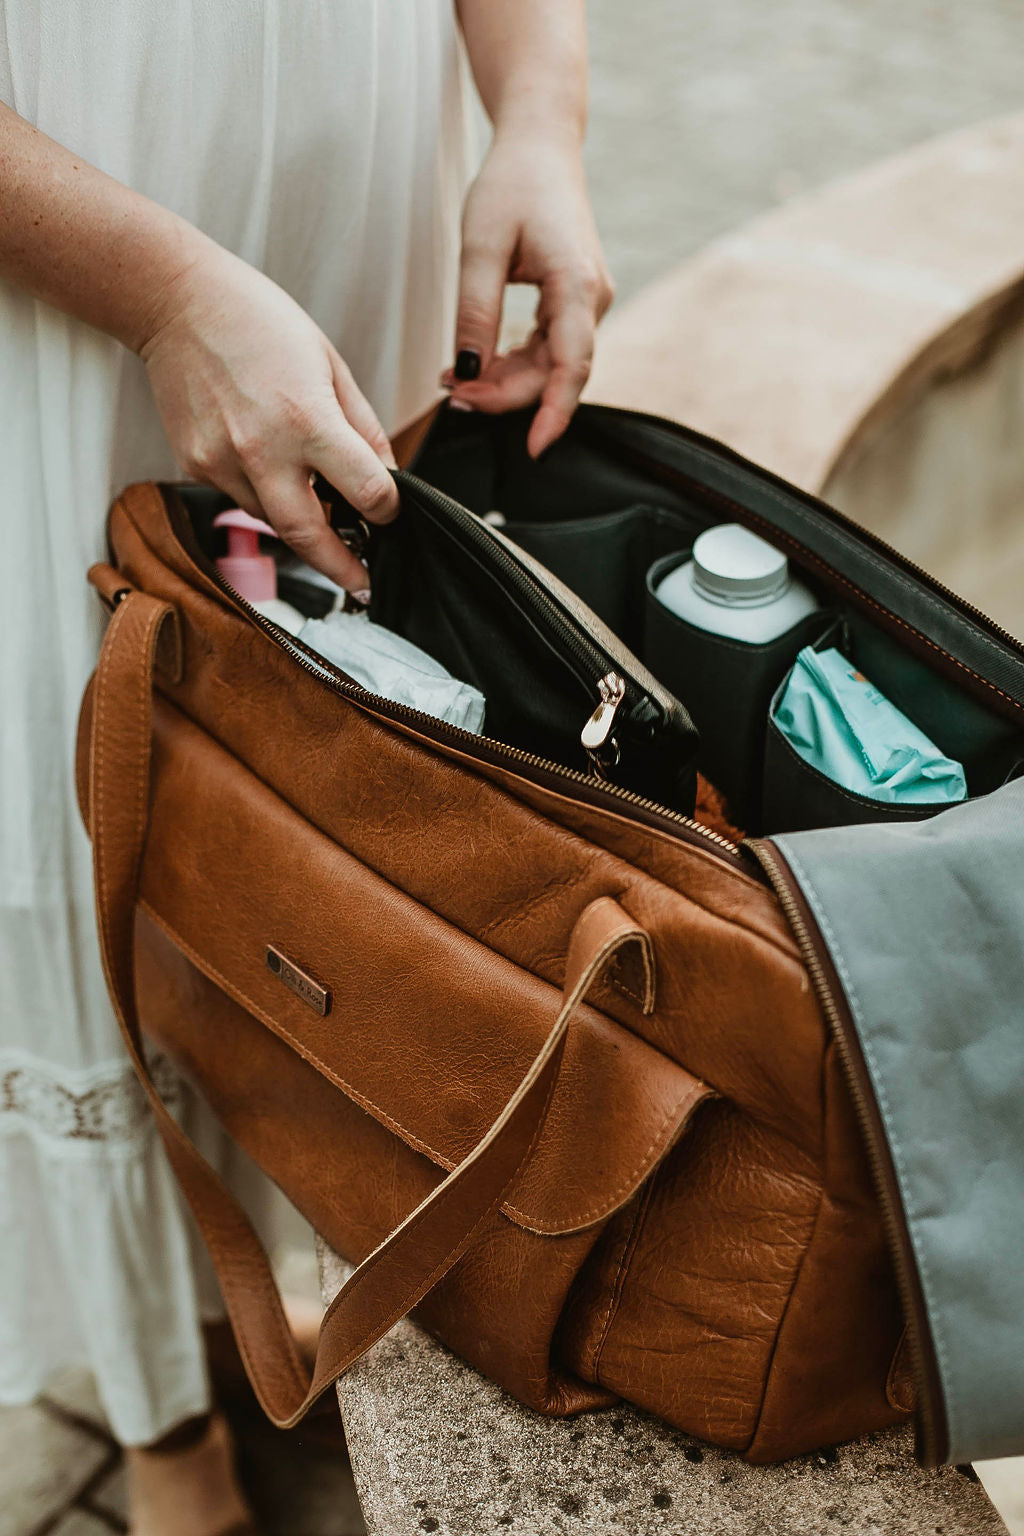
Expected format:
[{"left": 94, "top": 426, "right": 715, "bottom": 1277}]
[
  {"left": 608, "top": 927, "right": 657, "bottom": 1014},
  {"left": 610, "top": 975, "right": 645, "bottom": 1007},
  {"left": 136, "top": 900, "right": 703, "bottom": 1235},
  {"left": 744, "top": 1180, "right": 827, "bottom": 1456},
  {"left": 590, "top": 1176, "right": 658, "bottom": 1385}
]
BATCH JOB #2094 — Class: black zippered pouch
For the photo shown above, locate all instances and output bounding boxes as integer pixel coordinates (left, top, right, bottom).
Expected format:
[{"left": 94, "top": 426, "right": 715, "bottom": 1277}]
[{"left": 367, "top": 472, "right": 700, "bottom": 814}]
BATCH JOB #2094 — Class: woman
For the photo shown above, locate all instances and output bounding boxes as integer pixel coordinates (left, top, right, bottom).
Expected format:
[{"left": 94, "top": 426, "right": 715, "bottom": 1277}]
[{"left": 0, "top": 2, "right": 612, "bottom": 1531}]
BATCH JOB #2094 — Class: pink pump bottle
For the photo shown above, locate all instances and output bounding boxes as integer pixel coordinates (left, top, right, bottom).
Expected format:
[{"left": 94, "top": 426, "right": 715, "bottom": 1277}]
[{"left": 213, "top": 508, "right": 305, "bottom": 634}]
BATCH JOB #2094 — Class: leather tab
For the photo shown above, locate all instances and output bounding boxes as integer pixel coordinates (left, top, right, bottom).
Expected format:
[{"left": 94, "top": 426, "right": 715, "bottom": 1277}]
[
  {"left": 565, "top": 896, "right": 656, "bottom": 1015},
  {"left": 88, "top": 564, "right": 182, "bottom": 683},
  {"left": 88, "top": 562, "right": 136, "bottom": 609}
]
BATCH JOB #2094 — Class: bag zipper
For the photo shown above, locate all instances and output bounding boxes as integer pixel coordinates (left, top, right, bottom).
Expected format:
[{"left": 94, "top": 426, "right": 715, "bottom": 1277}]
[
  {"left": 196, "top": 550, "right": 745, "bottom": 868},
  {"left": 748, "top": 838, "right": 947, "bottom": 1468},
  {"left": 581, "top": 671, "right": 627, "bottom": 775}
]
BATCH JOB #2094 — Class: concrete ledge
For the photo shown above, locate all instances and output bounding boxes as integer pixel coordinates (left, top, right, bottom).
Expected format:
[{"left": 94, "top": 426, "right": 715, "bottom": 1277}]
[
  {"left": 320, "top": 1247, "right": 1005, "bottom": 1536},
  {"left": 587, "top": 113, "right": 1024, "bottom": 497}
]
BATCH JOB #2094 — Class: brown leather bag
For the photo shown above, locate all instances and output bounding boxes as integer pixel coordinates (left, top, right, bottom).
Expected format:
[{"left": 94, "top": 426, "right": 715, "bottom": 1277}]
[{"left": 77, "top": 403, "right": 966, "bottom": 1463}]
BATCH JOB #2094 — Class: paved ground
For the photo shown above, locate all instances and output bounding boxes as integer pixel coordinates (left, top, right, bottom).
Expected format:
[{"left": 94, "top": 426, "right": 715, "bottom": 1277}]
[
  {"left": 0, "top": 1366, "right": 365, "bottom": 1536},
  {"left": 7, "top": 3, "right": 1024, "bottom": 1533}
]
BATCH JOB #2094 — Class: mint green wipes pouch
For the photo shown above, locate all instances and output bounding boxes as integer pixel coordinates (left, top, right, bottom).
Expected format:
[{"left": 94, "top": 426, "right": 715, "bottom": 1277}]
[{"left": 773, "top": 646, "right": 968, "bottom": 805}]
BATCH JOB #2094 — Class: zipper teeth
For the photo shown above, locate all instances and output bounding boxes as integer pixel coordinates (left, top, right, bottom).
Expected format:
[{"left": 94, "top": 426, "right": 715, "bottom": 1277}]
[
  {"left": 750, "top": 840, "right": 939, "bottom": 1465},
  {"left": 211, "top": 567, "right": 740, "bottom": 858}
]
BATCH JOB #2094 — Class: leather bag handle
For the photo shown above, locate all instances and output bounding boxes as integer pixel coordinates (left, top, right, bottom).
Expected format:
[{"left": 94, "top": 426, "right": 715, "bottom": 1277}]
[{"left": 86, "top": 578, "right": 655, "bottom": 1428}]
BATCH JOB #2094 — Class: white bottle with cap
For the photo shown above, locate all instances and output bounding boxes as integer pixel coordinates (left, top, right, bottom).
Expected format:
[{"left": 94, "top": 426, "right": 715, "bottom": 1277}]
[{"left": 656, "top": 523, "right": 818, "bottom": 643}]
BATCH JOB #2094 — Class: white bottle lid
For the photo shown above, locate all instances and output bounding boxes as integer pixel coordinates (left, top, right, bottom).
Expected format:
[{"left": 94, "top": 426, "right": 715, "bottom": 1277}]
[{"left": 691, "top": 523, "right": 790, "bottom": 607}]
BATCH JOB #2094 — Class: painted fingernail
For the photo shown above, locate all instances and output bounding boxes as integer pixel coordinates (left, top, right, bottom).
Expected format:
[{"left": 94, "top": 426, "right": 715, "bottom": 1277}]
[
  {"left": 448, "top": 398, "right": 475, "bottom": 413},
  {"left": 454, "top": 349, "right": 481, "bottom": 382}
]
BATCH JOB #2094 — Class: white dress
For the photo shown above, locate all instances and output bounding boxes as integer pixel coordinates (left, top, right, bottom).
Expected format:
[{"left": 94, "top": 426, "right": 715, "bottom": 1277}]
[{"left": 0, "top": 0, "right": 472, "bottom": 1445}]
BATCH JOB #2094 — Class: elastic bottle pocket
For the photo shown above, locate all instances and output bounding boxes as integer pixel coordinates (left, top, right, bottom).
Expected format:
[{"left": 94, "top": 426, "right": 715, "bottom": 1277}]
[{"left": 644, "top": 551, "right": 834, "bottom": 830}]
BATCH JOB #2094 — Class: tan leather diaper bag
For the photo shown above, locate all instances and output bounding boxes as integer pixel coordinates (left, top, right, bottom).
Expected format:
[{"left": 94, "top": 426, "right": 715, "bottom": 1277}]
[{"left": 78, "top": 404, "right": 1024, "bottom": 1463}]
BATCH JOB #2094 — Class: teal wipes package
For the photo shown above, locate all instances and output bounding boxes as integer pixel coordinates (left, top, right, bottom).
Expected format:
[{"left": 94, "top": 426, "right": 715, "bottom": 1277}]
[{"left": 774, "top": 646, "right": 968, "bottom": 805}]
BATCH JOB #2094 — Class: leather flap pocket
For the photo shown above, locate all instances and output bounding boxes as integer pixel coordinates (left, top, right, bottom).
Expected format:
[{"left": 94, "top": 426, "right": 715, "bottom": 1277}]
[{"left": 138, "top": 699, "right": 712, "bottom": 1236}]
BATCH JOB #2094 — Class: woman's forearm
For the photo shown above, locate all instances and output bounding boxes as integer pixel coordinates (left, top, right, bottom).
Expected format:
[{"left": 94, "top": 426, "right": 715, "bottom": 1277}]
[
  {"left": 455, "top": 0, "right": 587, "bottom": 146},
  {"left": 0, "top": 101, "right": 210, "bottom": 351}
]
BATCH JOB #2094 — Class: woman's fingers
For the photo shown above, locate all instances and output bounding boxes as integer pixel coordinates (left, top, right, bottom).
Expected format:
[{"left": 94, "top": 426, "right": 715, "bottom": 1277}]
[
  {"left": 448, "top": 282, "right": 597, "bottom": 458},
  {"left": 252, "top": 466, "right": 372, "bottom": 592},
  {"left": 304, "top": 407, "right": 400, "bottom": 525},
  {"left": 210, "top": 466, "right": 264, "bottom": 521},
  {"left": 330, "top": 350, "right": 398, "bottom": 471},
  {"left": 453, "top": 223, "right": 515, "bottom": 381},
  {"left": 527, "top": 284, "right": 595, "bottom": 458},
  {"left": 448, "top": 332, "right": 550, "bottom": 414}
]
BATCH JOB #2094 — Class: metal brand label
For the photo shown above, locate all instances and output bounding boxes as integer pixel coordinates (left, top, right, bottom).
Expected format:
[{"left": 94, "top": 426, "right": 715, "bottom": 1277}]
[{"left": 265, "top": 945, "right": 331, "bottom": 1016}]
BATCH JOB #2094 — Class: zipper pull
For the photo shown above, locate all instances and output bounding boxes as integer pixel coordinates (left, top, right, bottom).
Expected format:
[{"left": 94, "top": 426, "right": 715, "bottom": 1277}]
[{"left": 581, "top": 672, "right": 626, "bottom": 776}]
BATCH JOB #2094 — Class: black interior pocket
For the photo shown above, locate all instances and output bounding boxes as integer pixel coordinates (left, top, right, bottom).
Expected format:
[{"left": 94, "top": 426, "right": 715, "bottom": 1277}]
[
  {"left": 761, "top": 709, "right": 950, "bottom": 834},
  {"left": 412, "top": 406, "right": 710, "bottom": 657},
  {"left": 644, "top": 553, "right": 834, "bottom": 829},
  {"left": 369, "top": 490, "right": 598, "bottom": 766},
  {"left": 840, "top": 610, "right": 1024, "bottom": 797},
  {"left": 502, "top": 505, "right": 693, "bottom": 653},
  {"left": 759, "top": 623, "right": 1003, "bottom": 834}
]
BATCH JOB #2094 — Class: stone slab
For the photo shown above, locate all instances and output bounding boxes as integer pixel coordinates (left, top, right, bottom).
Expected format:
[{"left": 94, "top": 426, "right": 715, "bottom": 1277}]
[
  {"left": 319, "top": 1246, "right": 1005, "bottom": 1536},
  {"left": 586, "top": 114, "right": 1024, "bottom": 496},
  {"left": 50, "top": 1513, "right": 114, "bottom": 1536},
  {"left": 0, "top": 1401, "right": 111, "bottom": 1536}
]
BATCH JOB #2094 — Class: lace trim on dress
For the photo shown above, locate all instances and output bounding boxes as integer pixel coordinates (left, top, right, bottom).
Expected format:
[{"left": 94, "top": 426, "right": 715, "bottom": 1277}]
[{"left": 0, "top": 1049, "right": 181, "bottom": 1148}]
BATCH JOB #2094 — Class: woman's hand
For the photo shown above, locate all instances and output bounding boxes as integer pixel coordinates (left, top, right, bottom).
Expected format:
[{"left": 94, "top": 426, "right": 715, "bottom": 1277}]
[
  {"left": 443, "top": 129, "right": 613, "bottom": 458},
  {"left": 140, "top": 244, "right": 399, "bottom": 591},
  {"left": 0, "top": 103, "right": 395, "bottom": 590}
]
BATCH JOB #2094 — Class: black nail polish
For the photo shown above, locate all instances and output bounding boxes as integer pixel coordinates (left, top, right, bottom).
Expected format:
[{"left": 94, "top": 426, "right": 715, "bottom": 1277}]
[{"left": 454, "top": 348, "right": 481, "bottom": 382}]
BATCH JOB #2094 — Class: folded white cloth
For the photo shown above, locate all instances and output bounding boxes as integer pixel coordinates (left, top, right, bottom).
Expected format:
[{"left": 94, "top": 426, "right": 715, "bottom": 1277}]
[{"left": 299, "top": 612, "right": 486, "bottom": 734}]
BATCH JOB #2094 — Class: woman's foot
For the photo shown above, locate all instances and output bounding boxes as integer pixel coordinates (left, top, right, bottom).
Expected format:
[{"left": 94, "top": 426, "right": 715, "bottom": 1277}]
[{"left": 125, "top": 1410, "right": 257, "bottom": 1536}]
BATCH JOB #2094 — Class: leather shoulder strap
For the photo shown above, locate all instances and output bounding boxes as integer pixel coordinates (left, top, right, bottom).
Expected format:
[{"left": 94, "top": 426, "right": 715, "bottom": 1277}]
[{"left": 85, "top": 574, "right": 654, "bottom": 1427}]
